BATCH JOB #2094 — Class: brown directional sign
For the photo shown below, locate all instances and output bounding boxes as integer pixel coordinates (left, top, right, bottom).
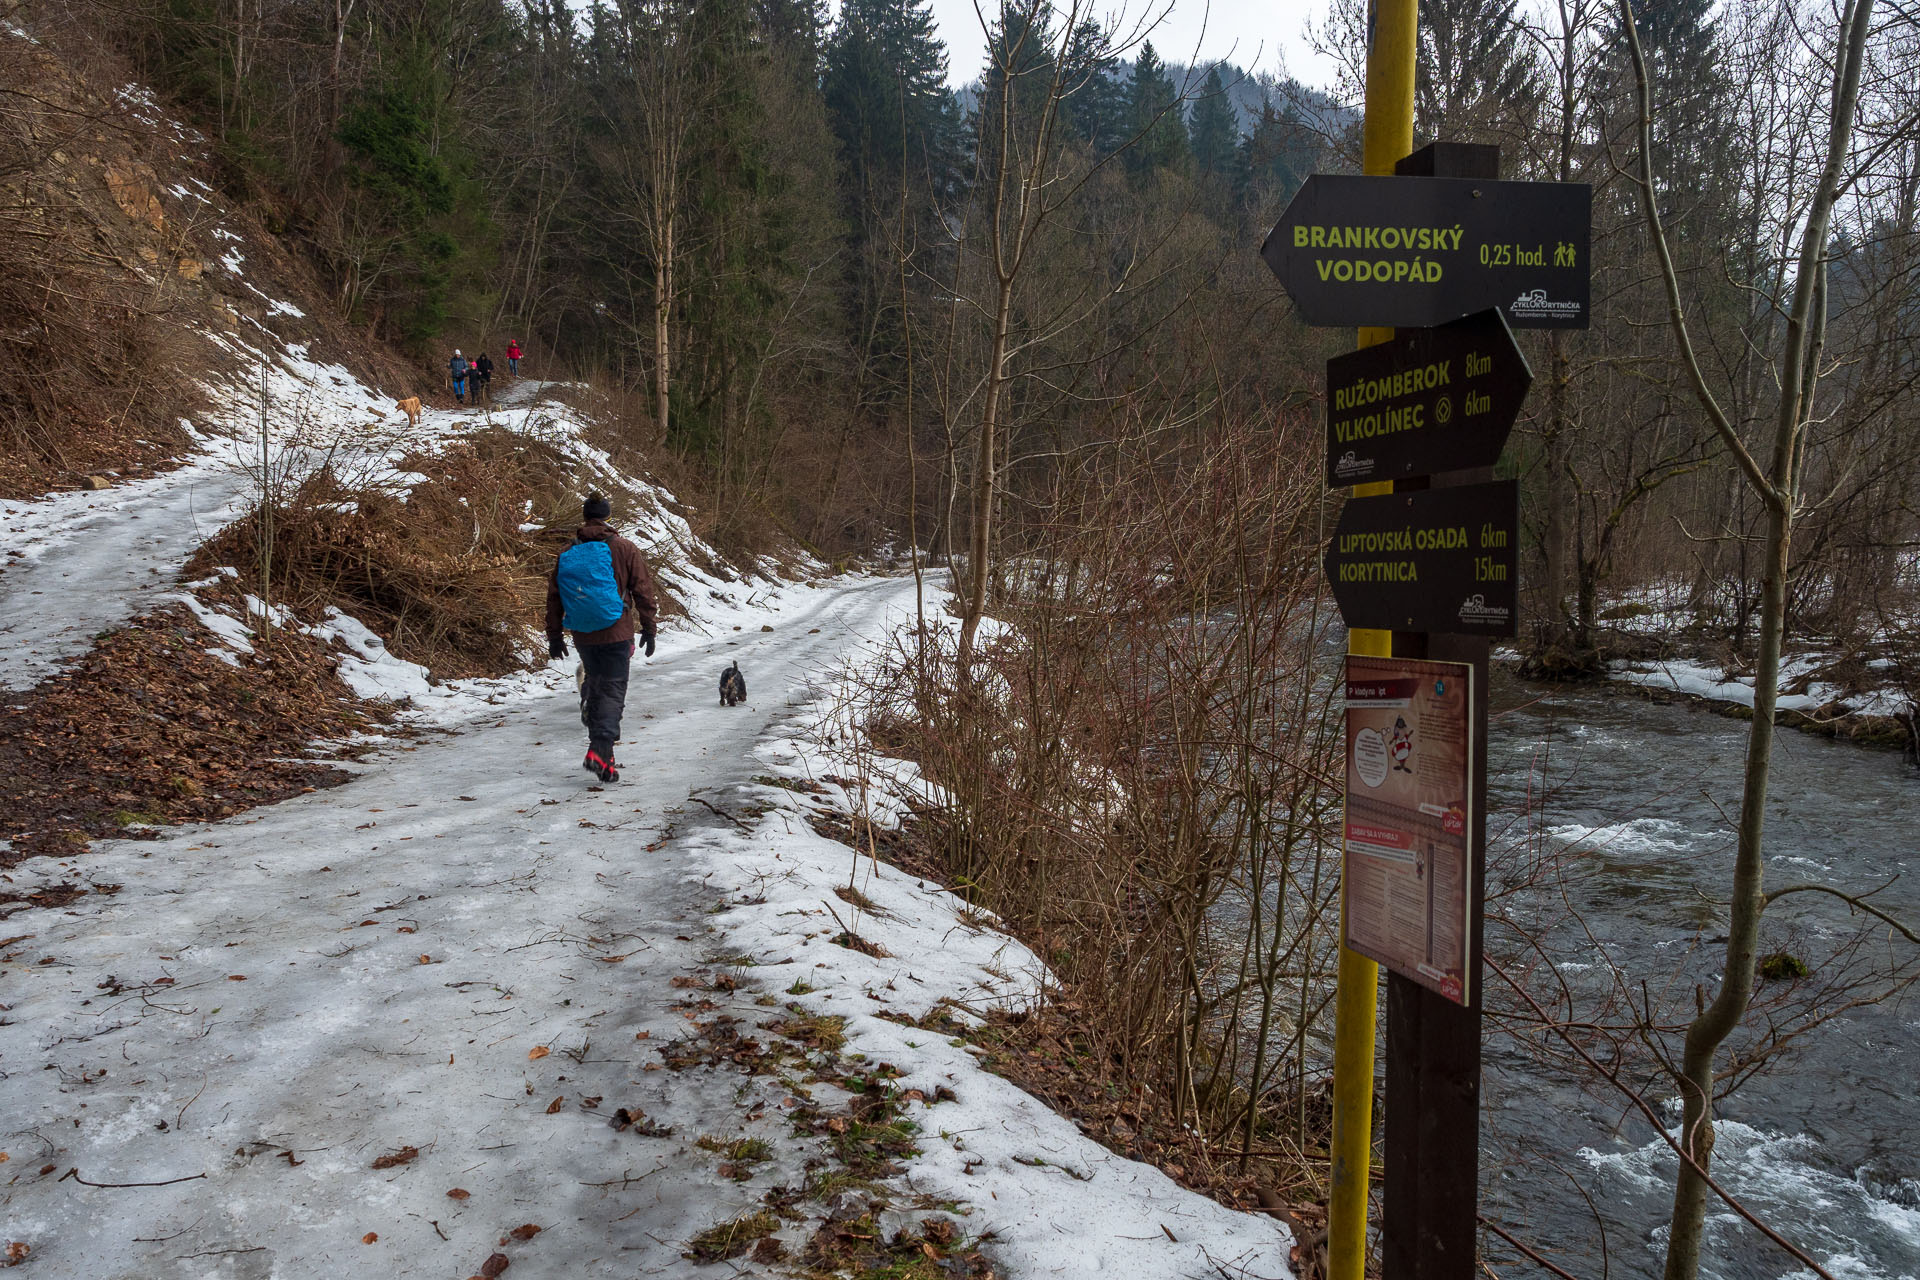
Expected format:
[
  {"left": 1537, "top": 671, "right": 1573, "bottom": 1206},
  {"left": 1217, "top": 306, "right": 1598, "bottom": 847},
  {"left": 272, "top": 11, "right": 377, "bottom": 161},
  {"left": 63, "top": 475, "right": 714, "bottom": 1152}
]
[
  {"left": 1261, "top": 175, "right": 1590, "bottom": 329},
  {"left": 1324, "top": 481, "right": 1518, "bottom": 636},
  {"left": 1326, "top": 310, "right": 1531, "bottom": 486}
]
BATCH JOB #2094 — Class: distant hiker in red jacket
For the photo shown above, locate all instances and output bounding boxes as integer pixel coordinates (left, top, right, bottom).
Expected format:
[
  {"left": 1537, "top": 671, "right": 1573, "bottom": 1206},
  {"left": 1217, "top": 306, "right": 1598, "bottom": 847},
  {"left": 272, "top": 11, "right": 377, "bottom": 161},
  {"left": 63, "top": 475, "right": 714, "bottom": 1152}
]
[
  {"left": 505, "top": 340, "right": 523, "bottom": 377},
  {"left": 546, "top": 495, "right": 658, "bottom": 782}
]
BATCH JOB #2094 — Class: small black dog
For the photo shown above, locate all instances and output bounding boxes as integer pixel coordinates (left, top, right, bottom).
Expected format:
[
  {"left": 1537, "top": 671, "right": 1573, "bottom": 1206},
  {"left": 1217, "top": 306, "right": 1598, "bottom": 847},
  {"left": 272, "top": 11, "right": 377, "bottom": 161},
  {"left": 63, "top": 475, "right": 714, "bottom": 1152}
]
[{"left": 719, "top": 661, "right": 746, "bottom": 707}]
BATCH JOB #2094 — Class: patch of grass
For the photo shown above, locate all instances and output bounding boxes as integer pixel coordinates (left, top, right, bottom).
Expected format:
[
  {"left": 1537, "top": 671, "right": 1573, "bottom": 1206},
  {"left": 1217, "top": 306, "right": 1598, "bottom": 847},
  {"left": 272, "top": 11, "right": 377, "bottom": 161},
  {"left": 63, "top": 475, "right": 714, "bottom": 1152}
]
[
  {"left": 802, "top": 1167, "right": 879, "bottom": 1200},
  {"left": 770, "top": 1009, "right": 846, "bottom": 1054},
  {"left": 753, "top": 773, "right": 829, "bottom": 795},
  {"left": 685, "top": 1210, "right": 780, "bottom": 1263},
  {"left": 830, "top": 930, "right": 891, "bottom": 958},
  {"left": 833, "top": 883, "right": 887, "bottom": 916},
  {"left": 786, "top": 979, "right": 814, "bottom": 996},
  {"left": 802, "top": 1208, "right": 991, "bottom": 1279},
  {"left": 696, "top": 1135, "right": 774, "bottom": 1163}
]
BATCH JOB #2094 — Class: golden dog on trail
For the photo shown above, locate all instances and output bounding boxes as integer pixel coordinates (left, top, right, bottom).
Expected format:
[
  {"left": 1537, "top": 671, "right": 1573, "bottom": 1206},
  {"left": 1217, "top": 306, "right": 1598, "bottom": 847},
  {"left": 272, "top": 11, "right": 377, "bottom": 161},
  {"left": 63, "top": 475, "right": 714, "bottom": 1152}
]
[{"left": 395, "top": 396, "right": 422, "bottom": 427}]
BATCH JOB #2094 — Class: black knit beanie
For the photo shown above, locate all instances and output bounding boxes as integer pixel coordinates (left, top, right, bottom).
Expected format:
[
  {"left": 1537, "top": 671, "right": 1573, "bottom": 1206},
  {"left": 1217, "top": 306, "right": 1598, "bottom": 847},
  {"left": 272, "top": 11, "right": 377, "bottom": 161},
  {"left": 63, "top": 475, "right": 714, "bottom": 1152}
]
[{"left": 583, "top": 494, "right": 611, "bottom": 522}]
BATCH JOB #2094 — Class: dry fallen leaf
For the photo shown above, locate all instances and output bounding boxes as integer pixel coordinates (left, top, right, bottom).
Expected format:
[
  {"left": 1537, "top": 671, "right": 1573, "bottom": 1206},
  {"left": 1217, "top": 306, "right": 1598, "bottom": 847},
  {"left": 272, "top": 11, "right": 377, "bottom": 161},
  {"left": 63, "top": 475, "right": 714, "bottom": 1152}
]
[
  {"left": 0, "top": 1153, "right": 8, "bottom": 1163},
  {"left": 227, "top": 974, "right": 247, "bottom": 981},
  {"left": 446, "top": 1188, "right": 471, "bottom": 1200},
  {"left": 544, "top": 1096, "right": 564, "bottom": 1115},
  {"left": 634, "top": 1031, "right": 650, "bottom": 1040},
  {"left": 527, "top": 1046, "right": 550, "bottom": 1061},
  {"left": 370, "top": 1145, "right": 420, "bottom": 1170},
  {"left": 397, "top": 926, "right": 416, "bottom": 934},
  {"left": 4, "top": 1242, "right": 28, "bottom": 1266},
  {"left": 418, "top": 954, "right": 432, "bottom": 964},
  {"left": 480, "top": 1252, "right": 510, "bottom": 1277},
  {"left": 509, "top": 1224, "right": 542, "bottom": 1242},
  {"left": 362, "top": 1232, "right": 378, "bottom": 1244}
]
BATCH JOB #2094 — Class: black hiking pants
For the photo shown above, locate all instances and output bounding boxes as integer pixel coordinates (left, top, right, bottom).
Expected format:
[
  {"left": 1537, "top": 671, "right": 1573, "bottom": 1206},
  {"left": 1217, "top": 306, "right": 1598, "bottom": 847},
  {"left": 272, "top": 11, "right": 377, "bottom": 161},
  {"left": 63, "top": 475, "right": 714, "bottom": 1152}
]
[{"left": 578, "top": 639, "right": 632, "bottom": 758}]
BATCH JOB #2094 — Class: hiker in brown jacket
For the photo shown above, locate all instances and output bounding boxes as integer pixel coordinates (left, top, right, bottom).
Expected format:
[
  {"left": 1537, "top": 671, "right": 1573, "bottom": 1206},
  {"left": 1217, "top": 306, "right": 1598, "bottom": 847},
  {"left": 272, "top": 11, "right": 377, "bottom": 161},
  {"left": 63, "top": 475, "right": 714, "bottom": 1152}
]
[{"left": 546, "top": 494, "right": 659, "bottom": 782}]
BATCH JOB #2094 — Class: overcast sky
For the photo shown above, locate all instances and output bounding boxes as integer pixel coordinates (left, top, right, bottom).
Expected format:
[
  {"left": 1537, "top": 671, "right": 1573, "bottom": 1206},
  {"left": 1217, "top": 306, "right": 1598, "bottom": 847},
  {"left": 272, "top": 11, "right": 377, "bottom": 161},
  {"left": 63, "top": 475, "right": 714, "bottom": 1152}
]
[{"left": 919, "top": 0, "right": 1344, "bottom": 90}]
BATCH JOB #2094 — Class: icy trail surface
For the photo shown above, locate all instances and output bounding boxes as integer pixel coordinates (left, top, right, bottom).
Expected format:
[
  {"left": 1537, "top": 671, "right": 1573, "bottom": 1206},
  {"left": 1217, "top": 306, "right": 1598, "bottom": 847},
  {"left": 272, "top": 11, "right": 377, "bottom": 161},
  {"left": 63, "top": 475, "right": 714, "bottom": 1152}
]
[
  {"left": 0, "top": 577, "right": 911, "bottom": 1277},
  {"left": 0, "top": 461, "right": 252, "bottom": 690},
  {"left": 0, "top": 571, "right": 1293, "bottom": 1279}
]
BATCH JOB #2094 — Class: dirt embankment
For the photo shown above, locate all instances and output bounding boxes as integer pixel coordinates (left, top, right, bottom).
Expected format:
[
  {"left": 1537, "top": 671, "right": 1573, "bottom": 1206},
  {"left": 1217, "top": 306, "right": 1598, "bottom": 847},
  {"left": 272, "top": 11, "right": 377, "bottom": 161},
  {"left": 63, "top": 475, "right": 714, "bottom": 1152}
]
[{"left": 0, "top": 28, "right": 414, "bottom": 499}]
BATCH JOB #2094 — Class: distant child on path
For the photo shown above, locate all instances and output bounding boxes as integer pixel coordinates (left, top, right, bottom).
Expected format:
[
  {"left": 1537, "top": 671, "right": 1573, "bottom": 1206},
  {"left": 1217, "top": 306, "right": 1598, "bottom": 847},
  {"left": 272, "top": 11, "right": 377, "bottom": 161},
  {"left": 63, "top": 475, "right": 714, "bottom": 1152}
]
[
  {"left": 473, "top": 352, "right": 493, "bottom": 403},
  {"left": 505, "top": 340, "right": 522, "bottom": 377},
  {"left": 546, "top": 494, "right": 658, "bottom": 783},
  {"left": 449, "top": 349, "right": 470, "bottom": 405}
]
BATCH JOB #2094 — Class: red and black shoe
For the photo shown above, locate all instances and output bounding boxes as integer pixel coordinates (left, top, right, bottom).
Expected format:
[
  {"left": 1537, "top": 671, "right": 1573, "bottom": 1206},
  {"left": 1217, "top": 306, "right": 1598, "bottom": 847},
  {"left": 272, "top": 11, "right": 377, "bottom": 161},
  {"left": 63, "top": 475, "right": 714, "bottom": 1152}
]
[{"left": 582, "top": 748, "right": 619, "bottom": 783}]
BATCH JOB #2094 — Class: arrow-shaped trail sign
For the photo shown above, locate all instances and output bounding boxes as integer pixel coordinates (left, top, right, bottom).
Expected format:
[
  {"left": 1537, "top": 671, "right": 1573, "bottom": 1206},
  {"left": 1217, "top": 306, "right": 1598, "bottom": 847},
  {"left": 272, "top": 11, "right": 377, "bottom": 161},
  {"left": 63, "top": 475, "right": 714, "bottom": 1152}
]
[
  {"left": 1262, "top": 174, "right": 1590, "bottom": 329},
  {"left": 1324, "top": 481, "right": 1519, "bottom": 637},
  {"left": 1326, "top": 309, "right": 1531, "bottom": 486}
]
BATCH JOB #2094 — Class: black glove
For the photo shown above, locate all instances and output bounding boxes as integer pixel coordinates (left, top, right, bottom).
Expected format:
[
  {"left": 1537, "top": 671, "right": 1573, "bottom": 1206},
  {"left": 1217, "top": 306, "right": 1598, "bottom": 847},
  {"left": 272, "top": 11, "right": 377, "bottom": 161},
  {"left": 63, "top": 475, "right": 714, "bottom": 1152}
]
[
  {"left": 549, "top": 636, "right": 568, "bottom": 660},
  {"left": 642, "top": 632, "right": 656, "bottom": 658}
]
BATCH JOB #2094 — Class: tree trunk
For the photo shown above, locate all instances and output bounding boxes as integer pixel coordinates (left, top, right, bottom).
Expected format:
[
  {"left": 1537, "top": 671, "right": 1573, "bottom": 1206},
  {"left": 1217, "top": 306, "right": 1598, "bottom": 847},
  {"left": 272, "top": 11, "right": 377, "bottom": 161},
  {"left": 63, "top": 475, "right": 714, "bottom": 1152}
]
[
  {"left": 1617, "top": 0, "right": 1877, "bottom": 1273},
  {"left": 957, "top": 275, "right": 1013, "bottom": 669},
  {"left": 1543, "top": 330, "right": 1573, "bottom": 642},
  {"left": 653, "top": 202, "right": 673, "bottom": 441},
  {"left": 1662, "top": 503, "right": 1789, "bottom": 1280}
]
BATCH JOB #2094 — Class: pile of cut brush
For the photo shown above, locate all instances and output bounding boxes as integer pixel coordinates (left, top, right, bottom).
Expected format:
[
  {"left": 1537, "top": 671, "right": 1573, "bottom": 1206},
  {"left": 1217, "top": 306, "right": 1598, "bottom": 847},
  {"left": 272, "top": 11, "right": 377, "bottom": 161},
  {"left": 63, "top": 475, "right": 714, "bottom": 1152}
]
[{"left": 189, "top": 428, "right": 584, "bottom": 681}]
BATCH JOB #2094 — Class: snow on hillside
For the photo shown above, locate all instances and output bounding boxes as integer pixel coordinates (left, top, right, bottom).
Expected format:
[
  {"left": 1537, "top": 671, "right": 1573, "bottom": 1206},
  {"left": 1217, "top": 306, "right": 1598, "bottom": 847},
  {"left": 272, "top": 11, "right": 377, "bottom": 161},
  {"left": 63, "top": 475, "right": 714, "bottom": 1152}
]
[{"left": 0, "top": 335, "right": 808, "bottom": 695}]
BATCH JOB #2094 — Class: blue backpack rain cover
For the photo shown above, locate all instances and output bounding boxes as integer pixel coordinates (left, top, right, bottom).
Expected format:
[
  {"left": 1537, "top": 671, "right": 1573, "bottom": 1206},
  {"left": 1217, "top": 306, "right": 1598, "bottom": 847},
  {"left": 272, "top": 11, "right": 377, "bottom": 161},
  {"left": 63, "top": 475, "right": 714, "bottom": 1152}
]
[{"left": 556, "top": 540, "right": 625, "bottom": 633}]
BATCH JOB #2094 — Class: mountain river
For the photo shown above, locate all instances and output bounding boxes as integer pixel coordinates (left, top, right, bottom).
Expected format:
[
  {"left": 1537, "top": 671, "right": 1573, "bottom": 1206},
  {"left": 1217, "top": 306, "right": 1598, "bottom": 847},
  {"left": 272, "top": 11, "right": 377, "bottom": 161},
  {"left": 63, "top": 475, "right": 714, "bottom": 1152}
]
[{"left": 1478, "top": 670, "right": 1920, "bottom": 1279}]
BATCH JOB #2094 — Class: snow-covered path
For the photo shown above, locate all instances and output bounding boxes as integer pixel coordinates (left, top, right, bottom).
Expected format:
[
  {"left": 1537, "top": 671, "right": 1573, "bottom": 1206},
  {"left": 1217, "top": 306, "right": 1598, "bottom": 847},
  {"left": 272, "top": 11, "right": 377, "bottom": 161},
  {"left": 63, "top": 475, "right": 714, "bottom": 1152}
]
[
  {"left": 0, "top": 574, "right": 915, "bottom": 1278},
  {"left": 0, "top": 378, "right": 549, "bottom": 693},
  {"left": 0, "top": 461, "right": 254, "bottom": 690}
]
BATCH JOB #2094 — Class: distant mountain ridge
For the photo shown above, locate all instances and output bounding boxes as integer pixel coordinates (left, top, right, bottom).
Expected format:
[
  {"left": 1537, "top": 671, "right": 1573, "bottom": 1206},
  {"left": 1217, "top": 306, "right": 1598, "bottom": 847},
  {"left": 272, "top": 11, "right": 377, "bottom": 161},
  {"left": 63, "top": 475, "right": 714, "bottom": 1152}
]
[{"left": 955, "top": 54, "right": 1353, "bottom": 140}]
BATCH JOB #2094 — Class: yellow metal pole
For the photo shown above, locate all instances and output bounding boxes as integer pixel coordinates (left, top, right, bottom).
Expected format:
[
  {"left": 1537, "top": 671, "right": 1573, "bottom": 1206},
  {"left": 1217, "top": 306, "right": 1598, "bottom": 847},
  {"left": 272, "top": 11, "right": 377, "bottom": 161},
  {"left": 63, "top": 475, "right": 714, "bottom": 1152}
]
[{"left": 1328, "top": 1, "right": 1417, "bottom": 1277}]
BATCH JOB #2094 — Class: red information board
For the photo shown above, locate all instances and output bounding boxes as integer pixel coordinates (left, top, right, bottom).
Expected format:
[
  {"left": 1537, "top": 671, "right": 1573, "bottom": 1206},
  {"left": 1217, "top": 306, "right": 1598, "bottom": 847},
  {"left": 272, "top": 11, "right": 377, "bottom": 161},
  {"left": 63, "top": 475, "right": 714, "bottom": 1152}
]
[{"left": 1343, "top": 656, "right": 1475, "bottom": 1005}]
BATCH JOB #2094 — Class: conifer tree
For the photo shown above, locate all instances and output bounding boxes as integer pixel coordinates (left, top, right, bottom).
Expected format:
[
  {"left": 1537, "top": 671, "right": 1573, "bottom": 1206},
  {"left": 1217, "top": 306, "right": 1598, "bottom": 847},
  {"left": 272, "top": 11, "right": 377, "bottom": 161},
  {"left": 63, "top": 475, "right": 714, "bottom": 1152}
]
[
  {"left": 1414, "top": 0, "right": 1542, "bottom": 148},
  {"left": 1123, "top": 42, "right": 1188, "bottom": 175},
  {"left": 1238, "top": 94, "right": 1316, "bottom": 207},
  {"left": 821, "top": 0, "right": 959, "bottom": 432},
  {"left": 1060, "top": 18, "right": 1127, "bottom": 156},
  {"left": 979, "top": 0, "right": 1060, "bottom": 147},
  {"left": 1630, "top": 0, "right": 1732, "bottom": 233},
  {"left": 1187, "top": 64, "right": 1240, "bottom": 183},
  {"left": 823, "top": 0, "right": 959, "bottom": 214}
]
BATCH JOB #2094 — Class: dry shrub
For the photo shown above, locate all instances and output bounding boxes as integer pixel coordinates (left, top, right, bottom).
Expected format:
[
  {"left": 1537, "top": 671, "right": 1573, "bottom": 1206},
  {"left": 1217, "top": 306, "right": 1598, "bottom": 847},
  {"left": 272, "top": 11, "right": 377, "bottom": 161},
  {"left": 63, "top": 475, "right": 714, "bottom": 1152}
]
[
  {"left": 190, "top": 427, "right": 577, "bottom": 679},
  {"left": 865, "top": 410, "right": 1347, "bottom": 1170}
]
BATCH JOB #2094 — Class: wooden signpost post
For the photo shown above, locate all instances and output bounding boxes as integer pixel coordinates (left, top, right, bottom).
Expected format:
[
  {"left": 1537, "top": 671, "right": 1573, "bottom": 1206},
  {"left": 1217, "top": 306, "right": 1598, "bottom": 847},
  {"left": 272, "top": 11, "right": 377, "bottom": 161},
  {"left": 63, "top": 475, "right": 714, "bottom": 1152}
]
[{"left": 1263, "top": 131, "right": 1590, "bottom": 1278}]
